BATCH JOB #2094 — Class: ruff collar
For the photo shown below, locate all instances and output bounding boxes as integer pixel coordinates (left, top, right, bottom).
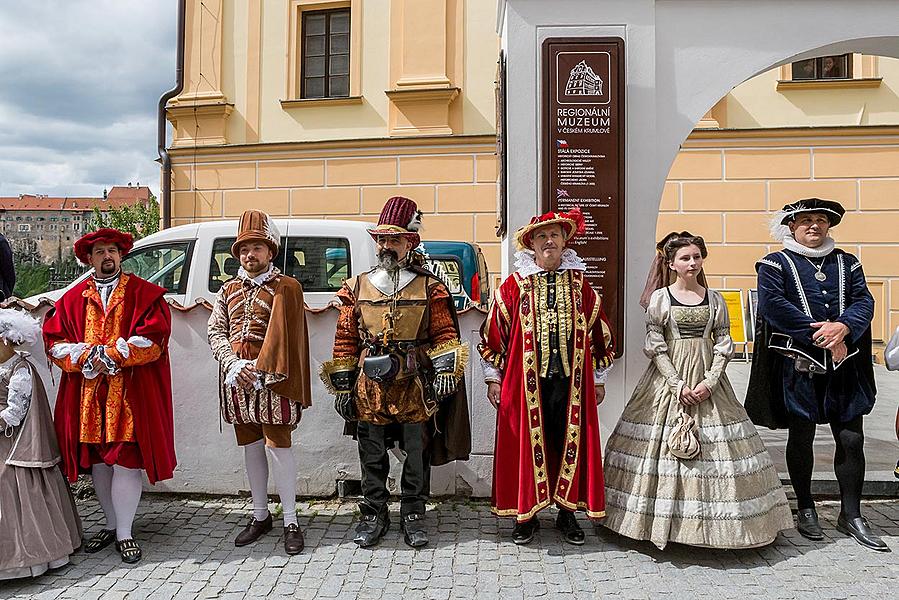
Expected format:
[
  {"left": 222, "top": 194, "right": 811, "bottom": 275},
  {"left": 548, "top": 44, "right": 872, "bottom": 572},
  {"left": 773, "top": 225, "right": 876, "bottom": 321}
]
[
  {"left": 238, "top": 263, "right": 278, "bottom": 287},
  {"left": 514, "top": 248, "right": 587, "bottom": 278},
  {"left": 782, "top": 235, "right": 835, "bottom": 258}
]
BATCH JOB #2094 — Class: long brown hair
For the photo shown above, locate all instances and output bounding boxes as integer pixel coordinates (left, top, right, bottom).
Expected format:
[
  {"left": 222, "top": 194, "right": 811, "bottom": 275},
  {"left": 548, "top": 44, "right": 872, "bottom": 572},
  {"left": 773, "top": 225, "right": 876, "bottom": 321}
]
[{"left": 639, "top": 231, "right": 709, "bottom": 309}]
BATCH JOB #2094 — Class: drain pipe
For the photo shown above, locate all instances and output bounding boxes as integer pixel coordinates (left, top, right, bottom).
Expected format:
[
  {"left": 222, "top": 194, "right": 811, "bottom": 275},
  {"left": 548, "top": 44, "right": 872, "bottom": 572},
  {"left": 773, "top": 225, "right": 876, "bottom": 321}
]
[{"left": 157, "top": 0, "right": 187, "bottom": 229}]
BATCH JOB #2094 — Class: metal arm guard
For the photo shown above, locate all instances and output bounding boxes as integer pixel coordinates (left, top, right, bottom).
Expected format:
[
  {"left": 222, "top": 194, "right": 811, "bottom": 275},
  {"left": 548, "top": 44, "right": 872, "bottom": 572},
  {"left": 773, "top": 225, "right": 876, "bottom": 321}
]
[{"left": 428, "top": 341, "right": 469, "bottom": 399}]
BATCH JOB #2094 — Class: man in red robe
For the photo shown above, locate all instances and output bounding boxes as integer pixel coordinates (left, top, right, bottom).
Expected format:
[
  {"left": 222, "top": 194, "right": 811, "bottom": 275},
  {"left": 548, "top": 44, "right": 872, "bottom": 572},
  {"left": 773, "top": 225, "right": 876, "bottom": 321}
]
[
  {"left": 479, "top": 208, "right": 614, "bottom": 545},
  {"left": 43, "top": 228, "right": 175, "bottom": 564}
]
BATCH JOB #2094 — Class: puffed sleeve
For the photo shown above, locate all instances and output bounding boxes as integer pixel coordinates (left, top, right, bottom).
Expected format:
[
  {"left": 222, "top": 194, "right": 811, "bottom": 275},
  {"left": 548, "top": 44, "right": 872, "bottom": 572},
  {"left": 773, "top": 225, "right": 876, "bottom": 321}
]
[
  {"left": 478, "top": 282, "right": 514, "bottom": 383},
  {"left": 700, "top": 291, "right": 734, "bottom": 393},
  {"left": 643, "top": 289, "right": 685, "bottom": 399},
  {"left": 0, "top": 366, "right": 32, "bottom": 429}
]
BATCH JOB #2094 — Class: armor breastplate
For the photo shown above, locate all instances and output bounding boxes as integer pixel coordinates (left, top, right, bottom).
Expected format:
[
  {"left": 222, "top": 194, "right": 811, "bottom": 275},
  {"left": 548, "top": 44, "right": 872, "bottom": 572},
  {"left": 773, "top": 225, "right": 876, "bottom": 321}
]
[{"left": 355, "top": 273, "right": 430, "bottom": 344}]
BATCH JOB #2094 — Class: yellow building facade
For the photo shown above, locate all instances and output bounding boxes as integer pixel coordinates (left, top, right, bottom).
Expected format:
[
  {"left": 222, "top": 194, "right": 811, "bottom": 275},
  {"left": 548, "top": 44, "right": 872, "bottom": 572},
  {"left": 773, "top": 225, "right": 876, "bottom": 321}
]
[
  {"left": 166, "top": 2, "right": 899, "bottom": 352},
  {"left": 166, "top": 0, "right": 501, "bottom": 273},
  {"left": 660, "top": 56, "right": 899, "bottom": 354}
]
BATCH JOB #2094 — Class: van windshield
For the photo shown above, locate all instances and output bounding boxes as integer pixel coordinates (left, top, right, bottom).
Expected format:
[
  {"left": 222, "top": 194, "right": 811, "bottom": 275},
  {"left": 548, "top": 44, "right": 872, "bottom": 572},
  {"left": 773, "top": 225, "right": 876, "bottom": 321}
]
[
  {"left": 122, "top": 242, "right": 192, "bottom": 294},
  {"left": 209, "top": 236, "right": 351, "bottom": 293}
]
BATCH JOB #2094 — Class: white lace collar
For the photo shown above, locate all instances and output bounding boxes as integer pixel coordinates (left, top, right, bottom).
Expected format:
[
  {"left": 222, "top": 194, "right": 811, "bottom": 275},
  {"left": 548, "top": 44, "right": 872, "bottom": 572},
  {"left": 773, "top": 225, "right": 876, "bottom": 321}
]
[
  {"left": 514, "top": 248, "right": 587, "bottom": 278},
  {"left": 782, "top": 235, "right": 835, "bottom": 258},
  {"left": 238, "top": 263, "right": 278, "bottom": 287}
]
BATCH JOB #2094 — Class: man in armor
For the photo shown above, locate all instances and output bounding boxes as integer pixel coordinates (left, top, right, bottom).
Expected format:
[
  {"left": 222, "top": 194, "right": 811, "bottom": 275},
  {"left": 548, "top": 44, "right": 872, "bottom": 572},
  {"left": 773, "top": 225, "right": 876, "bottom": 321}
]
[
  {"left": 321, "top": 196, "right": 469, "bottom": 548},
  {"left": 746, "top": 198, "right": 887, "bottom": 552}
]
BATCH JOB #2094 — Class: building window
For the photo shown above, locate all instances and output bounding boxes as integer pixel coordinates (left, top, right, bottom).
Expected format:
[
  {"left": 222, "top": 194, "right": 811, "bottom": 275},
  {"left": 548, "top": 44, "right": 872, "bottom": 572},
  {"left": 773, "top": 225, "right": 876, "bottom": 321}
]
[
  {"left": 301, "top": 9, "right": 350, "bottom": 99},
  {"left": 792, "top": 54, "right": 852, "bottom": 80}
]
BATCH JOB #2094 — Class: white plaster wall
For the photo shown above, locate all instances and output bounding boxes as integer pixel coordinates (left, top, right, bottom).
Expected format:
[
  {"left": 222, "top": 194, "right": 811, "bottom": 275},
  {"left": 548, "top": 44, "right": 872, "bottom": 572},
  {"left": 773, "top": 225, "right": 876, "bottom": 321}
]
[
  {"left": 498, "top": 0, "right": 899, "bottom": 428},
  {"left": 22, "top": 304, "right": 492, "bottom": 497}
]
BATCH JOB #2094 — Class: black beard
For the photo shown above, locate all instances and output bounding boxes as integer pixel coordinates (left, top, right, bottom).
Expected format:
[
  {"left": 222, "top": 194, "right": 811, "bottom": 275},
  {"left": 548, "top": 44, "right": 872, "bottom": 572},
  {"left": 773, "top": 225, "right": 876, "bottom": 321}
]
[
  {"left": 99, "top": 262, "right": 117, "bottom": 275},
  {"left": 377, "top": 249, "right": 400, "bottom": 271}
]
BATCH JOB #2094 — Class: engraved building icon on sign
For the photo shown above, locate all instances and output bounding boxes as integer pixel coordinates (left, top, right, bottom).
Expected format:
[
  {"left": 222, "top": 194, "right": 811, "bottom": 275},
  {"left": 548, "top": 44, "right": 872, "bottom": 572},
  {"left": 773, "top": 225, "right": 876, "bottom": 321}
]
[{"left": 565, "top": 60, "right": 603, "bottom": 96}]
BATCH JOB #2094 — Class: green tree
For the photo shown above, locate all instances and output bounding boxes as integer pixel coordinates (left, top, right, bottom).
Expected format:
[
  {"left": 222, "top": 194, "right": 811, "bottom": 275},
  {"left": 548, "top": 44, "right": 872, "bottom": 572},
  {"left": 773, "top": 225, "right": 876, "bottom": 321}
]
[{"left": 87, "top": 194, "right": 160, "bottom": 240}]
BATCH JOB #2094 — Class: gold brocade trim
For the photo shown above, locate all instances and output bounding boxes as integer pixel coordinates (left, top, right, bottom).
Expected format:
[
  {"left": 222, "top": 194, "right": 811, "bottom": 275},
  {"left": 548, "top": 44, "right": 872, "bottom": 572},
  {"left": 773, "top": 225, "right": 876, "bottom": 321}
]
[
  {"left": 552, "top": 270, "right": 587, "bottom": 508},
  {"left": 493, "top": 288, "right": 511, "bottom": 326},
  {"left": 515, "top": 273, "right": 550, "bottom": 508},
  {"left": 491, "top": 500, "right": 606, "bottom": 521},
  {"left": 534, "top": 271, "right": 574, "bottom": 378},
  {"left": 79, "top": 275, "right": 135, "bottom": 444}
]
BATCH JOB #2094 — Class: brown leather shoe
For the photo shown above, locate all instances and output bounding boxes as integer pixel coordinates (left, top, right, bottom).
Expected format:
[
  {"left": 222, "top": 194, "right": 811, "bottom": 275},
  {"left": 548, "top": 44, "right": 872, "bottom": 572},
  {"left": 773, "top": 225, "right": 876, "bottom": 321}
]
[
  {"left": 284, "top": 524, "right": 304, "bottom": 555},
  {"left": 235, "top": 513, "right": 273, "bottom": 547}
]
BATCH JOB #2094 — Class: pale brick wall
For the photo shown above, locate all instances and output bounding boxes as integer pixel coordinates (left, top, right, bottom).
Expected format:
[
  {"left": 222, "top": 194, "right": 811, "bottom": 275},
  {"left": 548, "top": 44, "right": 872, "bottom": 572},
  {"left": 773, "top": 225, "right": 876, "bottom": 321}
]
[
  {"left": 659, "top": 131, "right": 899, "bottom": 354},
  {"left": 169, "top": 142, "right": 502, "bottom": 279}
]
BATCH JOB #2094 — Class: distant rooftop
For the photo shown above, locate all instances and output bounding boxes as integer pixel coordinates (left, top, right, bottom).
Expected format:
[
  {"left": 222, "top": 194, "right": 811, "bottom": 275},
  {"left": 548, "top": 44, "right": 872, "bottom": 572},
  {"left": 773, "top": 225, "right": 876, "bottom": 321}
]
[{"left": 0, "top": 185, "right": 151, "bottom": 212}]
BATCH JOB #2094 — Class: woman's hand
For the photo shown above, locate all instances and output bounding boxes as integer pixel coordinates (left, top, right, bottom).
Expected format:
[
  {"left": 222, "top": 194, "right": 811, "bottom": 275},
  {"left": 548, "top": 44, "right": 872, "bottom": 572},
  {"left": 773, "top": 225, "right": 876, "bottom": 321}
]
[
  {"left": 692, "top": 382, "right": 712, "bottom": 403},
  {"left": 595, "top": 384, "right": 606, "bottom": 405},
  {"left": 679, "top": 385, "right": 702, "bottom": 406}
]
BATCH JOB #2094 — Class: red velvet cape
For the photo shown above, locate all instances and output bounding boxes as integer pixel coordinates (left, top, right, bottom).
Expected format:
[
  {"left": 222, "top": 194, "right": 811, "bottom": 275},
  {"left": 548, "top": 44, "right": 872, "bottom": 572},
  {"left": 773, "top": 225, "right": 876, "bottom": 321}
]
[
  {"left": 480, "top": 270, "right": 614, "bottom": 521},
  {"left": 43, "top": 276, "right": 176, "bottom": 484}
]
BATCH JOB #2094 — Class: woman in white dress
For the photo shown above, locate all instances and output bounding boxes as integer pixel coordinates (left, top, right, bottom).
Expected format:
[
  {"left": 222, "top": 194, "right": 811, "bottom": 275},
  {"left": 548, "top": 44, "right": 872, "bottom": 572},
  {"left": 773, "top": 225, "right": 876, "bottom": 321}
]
[{"left": 601, "top": 233, "right": 793, "bottom": 550}]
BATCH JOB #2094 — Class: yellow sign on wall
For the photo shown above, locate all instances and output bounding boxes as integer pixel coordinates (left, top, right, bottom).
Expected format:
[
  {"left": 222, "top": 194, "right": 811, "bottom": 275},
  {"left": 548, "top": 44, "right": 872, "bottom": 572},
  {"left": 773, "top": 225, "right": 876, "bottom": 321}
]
[{"left": 718, "top": 289, "right": 746, "bottom": 343}]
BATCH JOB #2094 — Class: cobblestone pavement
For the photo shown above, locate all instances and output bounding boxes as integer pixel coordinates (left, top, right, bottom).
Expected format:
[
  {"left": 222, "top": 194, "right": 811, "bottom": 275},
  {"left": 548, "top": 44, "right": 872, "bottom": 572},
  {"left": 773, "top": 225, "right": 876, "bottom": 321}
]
[{"left": 1, "top": 496, "right": 896, "bottom": 600}]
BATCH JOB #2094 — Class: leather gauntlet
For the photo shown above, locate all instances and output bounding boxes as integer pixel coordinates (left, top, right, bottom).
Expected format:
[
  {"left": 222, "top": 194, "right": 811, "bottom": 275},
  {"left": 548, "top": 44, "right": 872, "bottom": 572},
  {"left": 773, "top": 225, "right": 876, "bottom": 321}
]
[
  {"left": 428, "top": 341, "right": 469, "bottom": 400},
  {"left": 320, "top": 357, "right": 359, "bottom": 421}
]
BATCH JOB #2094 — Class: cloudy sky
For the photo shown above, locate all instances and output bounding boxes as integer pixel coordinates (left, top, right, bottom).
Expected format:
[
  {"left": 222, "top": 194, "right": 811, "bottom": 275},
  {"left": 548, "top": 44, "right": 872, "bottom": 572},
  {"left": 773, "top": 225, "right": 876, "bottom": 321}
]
[{"left": 0, "top": 1, "right": 177, "bottom": 198}]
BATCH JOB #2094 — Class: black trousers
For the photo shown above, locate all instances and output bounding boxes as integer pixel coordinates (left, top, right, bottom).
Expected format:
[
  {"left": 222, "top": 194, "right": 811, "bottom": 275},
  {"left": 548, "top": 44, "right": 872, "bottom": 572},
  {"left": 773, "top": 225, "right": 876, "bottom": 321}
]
[
  {"left": 540, "top": 376, "right": 574, "bottom": 514},
  {"left": 786, "top": 414, "right": 866, "bottom": 519},
  {"left": 357, "top": 421, "right": 428, "bottom": 517}
]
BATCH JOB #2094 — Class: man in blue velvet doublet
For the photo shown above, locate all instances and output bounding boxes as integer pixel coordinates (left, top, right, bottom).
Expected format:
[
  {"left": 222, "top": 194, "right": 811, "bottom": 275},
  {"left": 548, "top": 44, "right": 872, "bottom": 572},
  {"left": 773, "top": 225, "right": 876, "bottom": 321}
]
[{"left": 746, "top": 198, "right": 888, "bottom": 553}]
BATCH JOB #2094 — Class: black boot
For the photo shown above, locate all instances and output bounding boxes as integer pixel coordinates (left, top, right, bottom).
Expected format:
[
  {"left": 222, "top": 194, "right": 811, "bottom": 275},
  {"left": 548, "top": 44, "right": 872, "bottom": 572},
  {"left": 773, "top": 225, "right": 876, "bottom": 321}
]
[
  {"left": 354, "top": 504, "right": 390, "bottom": 548},
  {"left": 512, "top": 519, "right": 539, "bottom": 545},
  {"left": 796, "top": 508, "right": 824, "bottom": 541},
  {"left": 401, "top": 513, "right": 429, "bottom": 548},
  {"left": 555, "top": 510, "right": 585, "bottom": 545},
  {"left": 836, "top": 515, "right": 891, "bottom": 552}
]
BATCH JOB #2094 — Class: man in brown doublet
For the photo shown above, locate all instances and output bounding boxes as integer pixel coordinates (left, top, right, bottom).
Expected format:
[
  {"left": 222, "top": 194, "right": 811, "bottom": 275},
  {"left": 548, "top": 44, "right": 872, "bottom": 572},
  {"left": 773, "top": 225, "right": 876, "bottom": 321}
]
[{"left": 208, "top": 210, "right": 311, "bottom": 555}]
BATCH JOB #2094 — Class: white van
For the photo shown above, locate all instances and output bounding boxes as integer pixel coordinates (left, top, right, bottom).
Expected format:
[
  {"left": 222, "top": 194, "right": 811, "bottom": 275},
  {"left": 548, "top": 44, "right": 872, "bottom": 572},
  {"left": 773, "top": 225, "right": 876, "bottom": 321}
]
[{"left": 26, "top": 219, "right": 379, "bottom": 308}]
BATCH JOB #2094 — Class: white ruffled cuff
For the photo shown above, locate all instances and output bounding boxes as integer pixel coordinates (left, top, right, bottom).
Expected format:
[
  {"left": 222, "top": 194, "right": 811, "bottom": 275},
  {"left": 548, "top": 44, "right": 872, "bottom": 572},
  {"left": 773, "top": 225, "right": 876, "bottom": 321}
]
[
  {"left": 480, "top": 356, "right": 503, "bottom": 384},
  {"left": 50, "top": 342, "right": 90, "bottom": 365},
  {"left": 114, "top": 336, "right": 153, "bottom": 360},
  {"left": 593, "top": 362, "right": 613, "bottom": 385},
  {"left": 1, "top": 367, "right": 32, "bottom": 428},
  {"left": 225, "top": 359, "right": 261, "bottom": 390}
]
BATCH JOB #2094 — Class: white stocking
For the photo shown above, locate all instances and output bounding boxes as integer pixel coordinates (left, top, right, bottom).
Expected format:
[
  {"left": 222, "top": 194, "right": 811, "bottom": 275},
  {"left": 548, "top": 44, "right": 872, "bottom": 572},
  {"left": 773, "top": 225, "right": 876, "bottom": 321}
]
[
  {"left": 267, "top": 446, "right": 298, "bottom": 527},
  {"left": 110, "top": 465, "right": 143, "bottom": 541},
  {"left": 91, "top": 463, "right": 117, "bottom": 530},
  {"left": 243, "top": 440, "right": 270, "bottom": 521}
]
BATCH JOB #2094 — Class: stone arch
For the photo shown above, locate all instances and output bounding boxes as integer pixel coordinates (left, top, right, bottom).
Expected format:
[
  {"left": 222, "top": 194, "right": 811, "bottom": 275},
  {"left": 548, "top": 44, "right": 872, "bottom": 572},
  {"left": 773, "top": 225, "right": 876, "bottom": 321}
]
[{"left": 498, "top": 0, "right": 899, "bottom": 419}]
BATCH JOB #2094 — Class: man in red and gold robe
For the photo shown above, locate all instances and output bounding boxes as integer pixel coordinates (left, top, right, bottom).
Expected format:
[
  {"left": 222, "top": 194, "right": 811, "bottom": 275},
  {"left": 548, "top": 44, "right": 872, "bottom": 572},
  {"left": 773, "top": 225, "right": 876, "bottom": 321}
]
[
  {"left": 479, "top": 208, "right": 614, "bottom": 545},
  {"left": 43, "top": 228, "right": 175, "bottom": 564}
]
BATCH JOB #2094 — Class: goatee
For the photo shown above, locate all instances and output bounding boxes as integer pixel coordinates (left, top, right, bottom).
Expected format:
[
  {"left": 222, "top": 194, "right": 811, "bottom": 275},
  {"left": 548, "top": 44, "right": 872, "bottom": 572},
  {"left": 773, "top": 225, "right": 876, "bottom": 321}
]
[{"left": 378, "top": 249, "right": 400, "bottom": 271}]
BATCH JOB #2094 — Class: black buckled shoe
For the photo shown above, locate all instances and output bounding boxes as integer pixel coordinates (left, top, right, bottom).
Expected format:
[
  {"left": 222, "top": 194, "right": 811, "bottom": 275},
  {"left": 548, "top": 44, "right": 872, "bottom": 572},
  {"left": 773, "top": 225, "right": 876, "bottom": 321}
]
[
  {"left": 84, "top": 528, "right": 117, "bottom": 554},
  {"left": 511, "top": 519, "right": 539, "bottom": 545},
  {"left": 401, "top": 513, "right": 429, "bottom": 548},
  {"left": 796, "top": 508, "right": 824, "bottom": 541},
  {"left": 556, "top": 510, "right": 585, "bottom": 545},
  {"left": 836, "top": 515, "right": 891, "bottom": 552},
  {"left": 284, "top": 524, "right": 305, "bottom": 555},
  {"left": 354, "top": 505, "right": 390, "bottom": 548},
  {"left": 235, "top": 513, "right": 273, "bottom": 547}
]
